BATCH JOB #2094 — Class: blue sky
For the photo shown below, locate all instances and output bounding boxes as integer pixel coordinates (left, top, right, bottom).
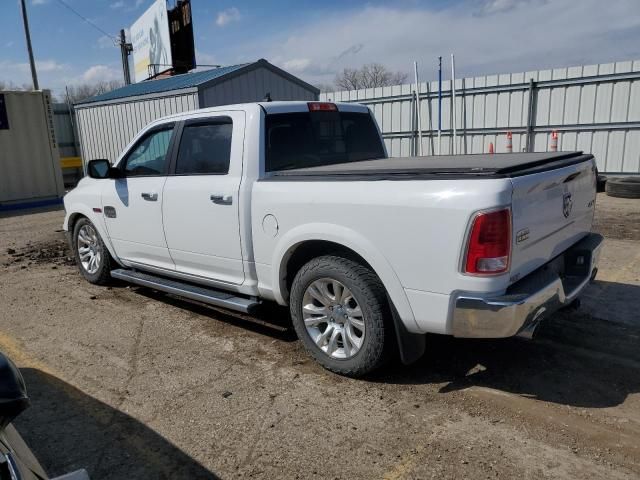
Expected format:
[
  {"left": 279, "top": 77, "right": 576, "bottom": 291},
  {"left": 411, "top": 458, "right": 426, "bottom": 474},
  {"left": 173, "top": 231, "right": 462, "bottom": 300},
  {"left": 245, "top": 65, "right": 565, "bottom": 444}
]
[{"left": 1, "top": 0, "right": 640, "bottom": 96}]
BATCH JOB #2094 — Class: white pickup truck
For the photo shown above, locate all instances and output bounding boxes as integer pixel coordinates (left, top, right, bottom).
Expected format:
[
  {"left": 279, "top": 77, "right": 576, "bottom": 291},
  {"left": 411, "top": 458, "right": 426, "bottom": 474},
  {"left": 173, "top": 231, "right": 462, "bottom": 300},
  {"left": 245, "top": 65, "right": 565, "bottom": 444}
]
[{"left": 64, "top": 101, "right": 602, "bottom": 376}]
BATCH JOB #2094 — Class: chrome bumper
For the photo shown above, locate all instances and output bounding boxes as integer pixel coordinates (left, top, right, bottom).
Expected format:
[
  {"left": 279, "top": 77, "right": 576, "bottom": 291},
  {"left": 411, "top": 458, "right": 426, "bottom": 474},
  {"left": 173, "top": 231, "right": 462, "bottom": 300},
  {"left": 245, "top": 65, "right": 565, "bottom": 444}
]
[{"left": 452, "top": 233, "right": 603, "bottom": 338}]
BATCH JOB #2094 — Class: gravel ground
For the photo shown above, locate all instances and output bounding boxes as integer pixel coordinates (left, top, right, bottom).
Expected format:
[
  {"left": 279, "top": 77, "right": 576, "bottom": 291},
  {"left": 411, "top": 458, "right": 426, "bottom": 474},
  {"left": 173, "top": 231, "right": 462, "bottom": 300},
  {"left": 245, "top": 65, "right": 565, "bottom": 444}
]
[{"left": 0, "top": 194, "right": 639, "bottom": 480}]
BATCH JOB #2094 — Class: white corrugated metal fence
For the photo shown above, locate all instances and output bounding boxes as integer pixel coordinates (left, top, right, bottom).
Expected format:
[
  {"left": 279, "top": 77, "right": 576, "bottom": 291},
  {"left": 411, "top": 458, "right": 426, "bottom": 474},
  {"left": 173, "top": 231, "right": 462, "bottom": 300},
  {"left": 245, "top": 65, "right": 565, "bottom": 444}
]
[{"left": 321, "top": 60, "right": 640, "bottom": 174}]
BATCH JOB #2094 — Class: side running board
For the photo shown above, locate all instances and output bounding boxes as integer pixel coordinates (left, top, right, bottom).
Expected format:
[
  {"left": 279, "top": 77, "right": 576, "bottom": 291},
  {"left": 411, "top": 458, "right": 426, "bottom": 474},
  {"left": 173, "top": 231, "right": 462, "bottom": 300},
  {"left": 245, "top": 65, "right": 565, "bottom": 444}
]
[{"left": 110, "top": 269, "right": 260, "bottom": 314}]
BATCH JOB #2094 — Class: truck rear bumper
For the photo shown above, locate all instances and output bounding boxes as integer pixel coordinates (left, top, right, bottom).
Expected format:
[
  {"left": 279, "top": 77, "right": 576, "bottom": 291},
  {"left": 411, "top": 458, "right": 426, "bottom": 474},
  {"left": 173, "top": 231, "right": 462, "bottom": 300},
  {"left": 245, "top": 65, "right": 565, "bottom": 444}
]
[{"left": 452, "top": 233, "right": 603, "bottom": 338}]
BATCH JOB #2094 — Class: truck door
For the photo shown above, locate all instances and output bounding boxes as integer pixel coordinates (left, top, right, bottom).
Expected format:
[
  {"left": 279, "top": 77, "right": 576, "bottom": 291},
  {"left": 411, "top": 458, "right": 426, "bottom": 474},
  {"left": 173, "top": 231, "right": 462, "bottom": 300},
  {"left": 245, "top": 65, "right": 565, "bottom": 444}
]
[
  {"left": 101, "top": 123, "right": 176, "bottom": 270},
  {"left": 161, "top": 111, "right": 245, "bottom": 285}
]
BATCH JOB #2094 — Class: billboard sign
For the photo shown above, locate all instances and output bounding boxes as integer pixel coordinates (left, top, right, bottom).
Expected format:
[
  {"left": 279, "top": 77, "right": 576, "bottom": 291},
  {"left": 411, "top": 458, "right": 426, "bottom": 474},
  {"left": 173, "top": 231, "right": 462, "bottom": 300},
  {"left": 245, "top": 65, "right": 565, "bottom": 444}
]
[
  {"left": 130, "top": 0, "right": 172, "bottom": 83},
  {"left": 168, "top": 0, "right": 195, "bottom": 74}
]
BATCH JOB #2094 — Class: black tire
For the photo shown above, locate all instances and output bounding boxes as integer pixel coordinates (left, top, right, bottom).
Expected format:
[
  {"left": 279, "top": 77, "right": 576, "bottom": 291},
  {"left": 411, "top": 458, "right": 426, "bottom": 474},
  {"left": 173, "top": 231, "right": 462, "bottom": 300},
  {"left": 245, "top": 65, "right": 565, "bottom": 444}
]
[
  {"left": 72, "top": 217, "right": 114, "bottom": 285},
  {"left": 605, "top": 176, "right": 640, "bottom": 198},
  {"left": 596, "top": 174, "right": 607, "bottom": 193},
  {"left": 289, "top": 255, "right": 390, "bottom": 377}
]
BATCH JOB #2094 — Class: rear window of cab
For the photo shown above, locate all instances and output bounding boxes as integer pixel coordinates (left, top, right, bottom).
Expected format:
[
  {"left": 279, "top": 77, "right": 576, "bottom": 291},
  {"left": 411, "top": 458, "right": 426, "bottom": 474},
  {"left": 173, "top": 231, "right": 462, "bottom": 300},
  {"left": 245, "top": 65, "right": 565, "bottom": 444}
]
[{"left": 265, "top": 110, "right": 386, "bottom": 172}]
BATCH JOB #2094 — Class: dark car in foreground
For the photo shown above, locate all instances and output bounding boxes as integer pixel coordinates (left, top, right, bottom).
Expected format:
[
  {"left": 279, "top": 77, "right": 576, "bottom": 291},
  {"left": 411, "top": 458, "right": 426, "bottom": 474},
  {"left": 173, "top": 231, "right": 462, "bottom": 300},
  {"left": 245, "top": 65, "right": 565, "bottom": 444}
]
[{"left": 0, "top": 351, "right": 89, "bottom": 480}]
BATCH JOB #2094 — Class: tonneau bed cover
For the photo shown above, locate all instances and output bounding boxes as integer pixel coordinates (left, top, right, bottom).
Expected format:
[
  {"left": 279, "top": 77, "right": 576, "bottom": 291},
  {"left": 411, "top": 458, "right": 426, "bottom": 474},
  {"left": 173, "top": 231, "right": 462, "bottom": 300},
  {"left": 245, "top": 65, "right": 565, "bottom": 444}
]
[{"left": 265, "top": 152, "right": 594, "bottom": 180}]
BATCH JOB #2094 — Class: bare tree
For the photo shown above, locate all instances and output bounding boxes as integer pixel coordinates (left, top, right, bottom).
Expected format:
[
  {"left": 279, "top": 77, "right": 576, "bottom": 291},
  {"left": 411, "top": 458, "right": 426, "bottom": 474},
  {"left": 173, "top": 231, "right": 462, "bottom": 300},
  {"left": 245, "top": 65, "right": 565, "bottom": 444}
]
[
  {"left": 334, "top": 63, "right": 408, "bottom": 91},
  {"left": 1, "top": 80, "right": 123, "bottom": 103},
  {"left": 315, "top": 83, "right": 337, "bottom": 93},
  {"left": 334, "top": 68, "right": 362, "bottom": 91},
  {"left": 63, "top": 80, "right": 123, "bottom": 103},
  {"left": 0, "top": 80, "right": 33, "bottom": 91}
]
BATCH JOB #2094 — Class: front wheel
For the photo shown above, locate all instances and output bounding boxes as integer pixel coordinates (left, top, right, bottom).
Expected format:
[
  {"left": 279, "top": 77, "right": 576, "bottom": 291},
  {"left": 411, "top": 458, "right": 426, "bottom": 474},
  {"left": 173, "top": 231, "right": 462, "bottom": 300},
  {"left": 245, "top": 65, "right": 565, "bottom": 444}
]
[
  {"left": 72, "top": 218, "right": 114, "bottom": 285},
  {"left": 289, "top": 255, "right": 390, "bottom": 377}
]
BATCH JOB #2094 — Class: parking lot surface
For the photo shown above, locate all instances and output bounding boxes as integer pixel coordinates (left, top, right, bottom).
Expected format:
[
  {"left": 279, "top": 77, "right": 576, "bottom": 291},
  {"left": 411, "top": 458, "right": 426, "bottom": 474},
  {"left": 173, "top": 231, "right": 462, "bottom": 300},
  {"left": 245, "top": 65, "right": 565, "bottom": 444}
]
[{"left": 0, "top": 193, "right": 639, "bottom": 479}]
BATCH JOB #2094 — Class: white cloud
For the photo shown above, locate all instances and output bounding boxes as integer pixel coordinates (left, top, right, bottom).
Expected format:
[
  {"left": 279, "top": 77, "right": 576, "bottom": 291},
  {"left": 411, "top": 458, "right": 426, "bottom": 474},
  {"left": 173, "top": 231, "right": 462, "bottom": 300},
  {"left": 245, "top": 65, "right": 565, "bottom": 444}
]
[
  {"left": 5, "top": 0, "right": 640, "bottom": 98},
  {"left": 216, "top": 7, "right": 241, "bottom": 27},
  {"left": 0, "top": 58, "right": 69, "bottom": 93},
  {"left": 194, "top": 50, "right": 219, "bottom": 68},
  {"left": 0, "top": 59, "right": 123, "bottom": 97},
  {"left": 0, "top": 59, "right": 65, "bottom": 74},
  {"left": 283, "top": 58, "right": 311, "bottom": 73},
  {"left": 111, "top": 0, "right": 145, "bottom": 11},
  {"left": 36, "top": 60, "right": 64, "bottom": 72},
  {"left": 32, "top": 0, "right": 49, "bottom": 5},
  {"left": 229, "top": 0, "right": 640, "bottom": 88},
  {"left": 480, "top": 0, "right": 539, "bottom": 14},
  {"left": 98, "top": 35, "right": 116, "bottom": 49},
  {"left": 81, "top": 65, "right": 120, "bottom": 83}
]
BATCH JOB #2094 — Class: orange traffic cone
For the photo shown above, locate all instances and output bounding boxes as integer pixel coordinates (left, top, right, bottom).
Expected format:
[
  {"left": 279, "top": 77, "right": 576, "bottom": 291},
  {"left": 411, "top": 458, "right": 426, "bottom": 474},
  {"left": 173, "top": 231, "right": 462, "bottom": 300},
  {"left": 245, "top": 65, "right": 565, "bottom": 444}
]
[
  {"left": 506, "top": 131, "right": 513, "bottom": 153},
  {"left": 489, "top": 142, "right": 494, "bottom": 154},
  {"left": 550, "top": 130, "right": 558, "bottom": 152}
]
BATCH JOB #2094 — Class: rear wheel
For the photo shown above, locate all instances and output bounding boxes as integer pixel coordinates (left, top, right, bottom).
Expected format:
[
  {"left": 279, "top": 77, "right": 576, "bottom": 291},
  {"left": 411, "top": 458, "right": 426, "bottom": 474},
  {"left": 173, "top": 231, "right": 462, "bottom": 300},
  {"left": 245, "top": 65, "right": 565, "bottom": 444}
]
[
  {"left": 72, "top": 218, "right": 113, "bottom": 285},
  {"left": 289, "top": 255, "right": 389, "bottom": 377}
]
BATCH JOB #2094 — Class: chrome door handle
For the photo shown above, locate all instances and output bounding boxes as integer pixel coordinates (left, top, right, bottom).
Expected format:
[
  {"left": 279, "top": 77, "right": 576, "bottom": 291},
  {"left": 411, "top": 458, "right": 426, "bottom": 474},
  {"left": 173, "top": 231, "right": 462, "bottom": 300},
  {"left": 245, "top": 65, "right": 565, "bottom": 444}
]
[
  {"left": 141, "top": 192, "right": 158, "bottom": 201},
  {"left": 210, "top": 194, "right": 233, "bottom": 205}
]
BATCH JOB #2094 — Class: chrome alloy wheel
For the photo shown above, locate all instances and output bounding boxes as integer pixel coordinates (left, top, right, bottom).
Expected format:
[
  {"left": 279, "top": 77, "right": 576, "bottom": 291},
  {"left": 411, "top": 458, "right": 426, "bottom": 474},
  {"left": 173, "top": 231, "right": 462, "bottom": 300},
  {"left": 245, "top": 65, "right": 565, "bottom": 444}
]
[
  {"left": 302, "top": 278, "right": 366, "bottom": 359},
  {"left": 77, "top": 224, "right": 102, "bottom": 275}
]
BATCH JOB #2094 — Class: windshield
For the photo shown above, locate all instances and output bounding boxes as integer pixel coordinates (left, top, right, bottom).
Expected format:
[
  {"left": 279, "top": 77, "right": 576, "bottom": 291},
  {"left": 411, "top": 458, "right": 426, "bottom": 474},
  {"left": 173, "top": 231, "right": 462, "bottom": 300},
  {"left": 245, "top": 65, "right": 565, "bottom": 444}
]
[{"left": 265, "top": 110, "right": 386, "bottom": 172}]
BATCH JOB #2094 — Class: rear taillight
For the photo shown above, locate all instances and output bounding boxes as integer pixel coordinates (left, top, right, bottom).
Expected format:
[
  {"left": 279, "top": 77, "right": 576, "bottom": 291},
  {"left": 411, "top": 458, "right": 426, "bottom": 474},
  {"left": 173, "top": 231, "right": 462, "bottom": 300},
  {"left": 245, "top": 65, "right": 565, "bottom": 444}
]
[
  {"left": 464, "top": 208, "right": 511, "bottom": 275},
  {"left": 307, "top": 102, "right": 337, "bottom": 112}
]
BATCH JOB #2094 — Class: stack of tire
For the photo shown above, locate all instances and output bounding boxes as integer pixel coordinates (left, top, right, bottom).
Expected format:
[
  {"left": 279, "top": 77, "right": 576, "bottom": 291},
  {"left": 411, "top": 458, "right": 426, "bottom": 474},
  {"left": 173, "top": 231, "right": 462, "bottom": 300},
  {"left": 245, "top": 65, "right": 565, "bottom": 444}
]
[{"left": 604, "top": 176, "right": 640, "bottom": 199}]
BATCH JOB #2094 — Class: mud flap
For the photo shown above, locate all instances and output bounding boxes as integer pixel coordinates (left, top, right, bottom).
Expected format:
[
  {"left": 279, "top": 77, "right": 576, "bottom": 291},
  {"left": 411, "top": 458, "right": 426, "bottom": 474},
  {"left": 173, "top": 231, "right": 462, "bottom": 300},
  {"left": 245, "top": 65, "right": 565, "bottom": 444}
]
[{"left": 390, "top": 301, "right": 426, "bottom": 365}]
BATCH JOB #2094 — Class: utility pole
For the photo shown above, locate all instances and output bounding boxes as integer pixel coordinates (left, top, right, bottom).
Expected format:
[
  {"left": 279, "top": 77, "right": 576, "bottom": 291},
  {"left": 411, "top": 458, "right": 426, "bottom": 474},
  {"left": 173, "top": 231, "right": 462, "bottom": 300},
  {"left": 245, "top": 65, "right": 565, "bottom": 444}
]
[
  {"left": 19, "top": 0, "right": 39, "bottom": 90},
  {"left": 119, "top": 29, "right": 133, "bottom": 85}
]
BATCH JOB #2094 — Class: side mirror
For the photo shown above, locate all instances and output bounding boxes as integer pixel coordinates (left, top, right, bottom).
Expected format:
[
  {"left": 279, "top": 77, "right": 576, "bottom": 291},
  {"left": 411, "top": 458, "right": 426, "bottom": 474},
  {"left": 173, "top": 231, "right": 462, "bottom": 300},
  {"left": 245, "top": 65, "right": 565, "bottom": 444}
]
[
  {"left": 87, "top": 159, "right": 121, "bottom": 179},
  {"left": 87, "top": 159, "right": 111, "bottom": 179},
  {"left": 0, "top": 352, "right": 29, "bottom": 429}
]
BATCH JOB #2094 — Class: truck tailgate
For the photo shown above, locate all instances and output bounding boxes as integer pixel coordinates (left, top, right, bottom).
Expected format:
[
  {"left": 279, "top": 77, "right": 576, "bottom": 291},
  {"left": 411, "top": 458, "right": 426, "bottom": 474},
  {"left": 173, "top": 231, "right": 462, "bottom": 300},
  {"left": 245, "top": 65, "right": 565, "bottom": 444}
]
[{"left": 509, "top": 156, "right": 597, "bottom": 283}]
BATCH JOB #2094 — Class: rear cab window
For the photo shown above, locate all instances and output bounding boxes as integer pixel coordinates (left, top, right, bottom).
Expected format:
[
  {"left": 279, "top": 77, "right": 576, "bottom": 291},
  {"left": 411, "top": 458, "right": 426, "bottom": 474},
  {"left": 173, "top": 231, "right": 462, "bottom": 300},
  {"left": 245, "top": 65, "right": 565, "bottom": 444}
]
[{"left": 265, "top": 109, "right": 386, "bottom": 172}]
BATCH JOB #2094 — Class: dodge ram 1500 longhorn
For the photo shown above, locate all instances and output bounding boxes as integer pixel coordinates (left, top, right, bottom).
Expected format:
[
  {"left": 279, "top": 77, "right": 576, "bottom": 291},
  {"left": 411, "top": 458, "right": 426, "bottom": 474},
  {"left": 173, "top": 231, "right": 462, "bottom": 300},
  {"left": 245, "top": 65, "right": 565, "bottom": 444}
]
[{"left": 63, "top": 101, "right": 602, "bottom": 376}]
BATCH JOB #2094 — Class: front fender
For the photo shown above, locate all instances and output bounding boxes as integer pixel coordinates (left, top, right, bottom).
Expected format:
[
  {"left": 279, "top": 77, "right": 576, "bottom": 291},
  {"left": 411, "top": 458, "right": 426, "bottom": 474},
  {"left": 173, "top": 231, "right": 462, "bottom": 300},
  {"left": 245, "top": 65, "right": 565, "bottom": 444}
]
[
  {"left": 63, "top": 202, "right": 121, "bottom": 265},
  {"left": 270, "top": 222, "right": 419, "bottom": 332}
]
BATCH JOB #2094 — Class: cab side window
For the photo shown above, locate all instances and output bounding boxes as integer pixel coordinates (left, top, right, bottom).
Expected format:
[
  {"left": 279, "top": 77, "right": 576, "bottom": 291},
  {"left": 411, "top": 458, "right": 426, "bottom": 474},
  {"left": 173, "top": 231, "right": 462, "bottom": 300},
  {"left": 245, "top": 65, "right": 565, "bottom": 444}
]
[
  {"left": 175, "top": 119, "right": 233, "bottom": 175},
  {"left": 122, "top": 127, "right": 174, "bottom": 176}
]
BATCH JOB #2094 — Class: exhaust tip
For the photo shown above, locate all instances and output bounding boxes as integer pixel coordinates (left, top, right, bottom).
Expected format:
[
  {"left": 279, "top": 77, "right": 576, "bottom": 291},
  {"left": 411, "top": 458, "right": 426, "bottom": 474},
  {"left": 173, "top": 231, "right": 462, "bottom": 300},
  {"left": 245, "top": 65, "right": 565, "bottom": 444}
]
[
  {"left": 516, "top": 306, "right": 548, "bottom": 340},
  {"left": 516, "top": 323, "right": 539, "bottom": 340}
]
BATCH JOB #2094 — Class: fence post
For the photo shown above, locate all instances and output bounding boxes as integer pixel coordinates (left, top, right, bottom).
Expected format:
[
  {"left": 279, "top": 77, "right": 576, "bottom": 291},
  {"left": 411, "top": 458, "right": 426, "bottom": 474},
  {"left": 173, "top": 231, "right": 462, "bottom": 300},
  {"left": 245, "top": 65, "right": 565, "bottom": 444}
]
[
  {"left": 411, "top": 88, "right": 417, "bottom": 156},
  {"left": 414, "top": 61, "right": 423, "bottom": 156},
  {"left": 525, "top": 78, "right": 536, "bottom": 153}
]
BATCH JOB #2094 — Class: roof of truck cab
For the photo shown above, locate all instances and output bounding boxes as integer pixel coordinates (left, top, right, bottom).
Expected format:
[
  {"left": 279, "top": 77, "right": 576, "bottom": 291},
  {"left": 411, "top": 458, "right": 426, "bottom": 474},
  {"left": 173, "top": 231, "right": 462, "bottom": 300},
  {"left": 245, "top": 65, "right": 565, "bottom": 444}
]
[
  {"left": 145, "top": 101, "right": 370, "bottom": 124},
  {"left": 258, "top": 101, "right": 370, "bottom": 114}
]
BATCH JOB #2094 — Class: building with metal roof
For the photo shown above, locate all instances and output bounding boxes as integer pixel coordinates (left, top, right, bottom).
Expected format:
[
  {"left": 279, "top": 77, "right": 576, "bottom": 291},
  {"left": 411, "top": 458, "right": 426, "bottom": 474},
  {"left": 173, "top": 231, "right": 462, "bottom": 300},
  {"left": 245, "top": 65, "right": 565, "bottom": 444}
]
[{"left": 75, "top": 58, "right": 319, "bottom": 162}]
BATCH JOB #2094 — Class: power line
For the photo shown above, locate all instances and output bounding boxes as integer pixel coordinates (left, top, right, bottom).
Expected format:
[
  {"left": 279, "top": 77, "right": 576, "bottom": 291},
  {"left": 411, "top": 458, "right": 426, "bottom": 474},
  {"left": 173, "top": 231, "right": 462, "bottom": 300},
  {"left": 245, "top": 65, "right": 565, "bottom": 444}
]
[{"left": 53, "top": 0, "right": 119, "bottom": 45}]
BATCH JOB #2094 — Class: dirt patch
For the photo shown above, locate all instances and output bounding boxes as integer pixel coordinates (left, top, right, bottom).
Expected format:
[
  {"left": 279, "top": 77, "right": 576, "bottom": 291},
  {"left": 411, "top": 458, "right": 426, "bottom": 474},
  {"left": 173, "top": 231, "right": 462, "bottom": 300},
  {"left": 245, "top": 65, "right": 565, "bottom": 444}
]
[
  {"left": 4, "top": 238, "right": 75, "bottom": 268},
  {"left": 592, "top": 193, "right": 640, "bottom": 241}
]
